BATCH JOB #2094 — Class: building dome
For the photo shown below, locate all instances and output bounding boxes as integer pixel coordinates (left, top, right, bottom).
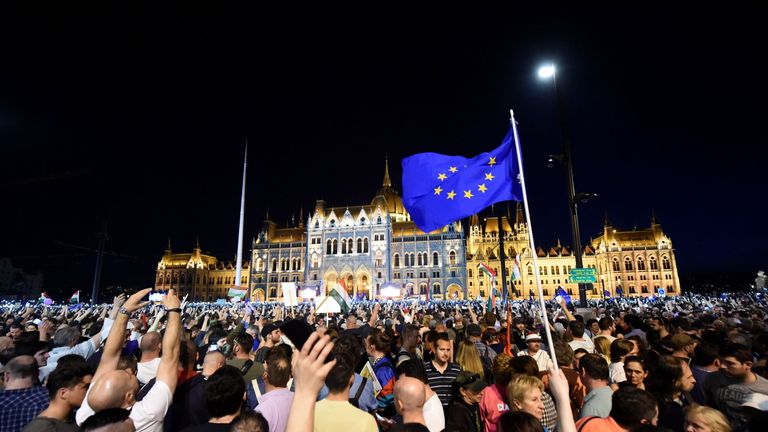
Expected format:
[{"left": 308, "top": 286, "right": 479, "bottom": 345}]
[{"left": 371, "top": 157, "right": 407, "bottom": 218}]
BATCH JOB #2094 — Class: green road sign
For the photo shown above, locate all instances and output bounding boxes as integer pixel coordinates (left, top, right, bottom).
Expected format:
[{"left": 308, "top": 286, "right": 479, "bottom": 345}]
[{"left": 569, "top": 267, "right": 596, "bottom": 283}]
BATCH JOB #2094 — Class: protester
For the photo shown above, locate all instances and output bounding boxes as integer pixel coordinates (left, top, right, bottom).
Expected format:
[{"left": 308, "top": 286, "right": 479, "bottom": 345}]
[
  {"left": 647, "top": 355, "right": 696, "bottom": 431},
  {"left": 0, "top": 355, "right": 49, "bottom": 432},
  {"left": 255, "top": 348, "right": 294, "bottom": 432},
  {"left": 519, "top": 334, "right": 552, "bottom": 372},
  {"left": 619, "top": 355, "right": 647, "bottom": 390},
  {"left": 577, "top": 354, "right": 612, "bottom": 419},
  {"left": 424, "top": 332, "right": 461, "bottom": 408},
  {"left": 314, "top": 360, "right": 378, "bottom": 432},
  {"left": 446, "top": 371, "right": 486, "bottom": 432},
  {"left": 23, "top": 363, "right": 92, "bottom": 432}
]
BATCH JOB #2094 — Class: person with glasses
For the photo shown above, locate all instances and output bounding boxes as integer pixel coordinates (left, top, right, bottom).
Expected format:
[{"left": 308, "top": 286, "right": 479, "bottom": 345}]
[{"left": 446, "top": 371, "right": 487, "bottom": 432}]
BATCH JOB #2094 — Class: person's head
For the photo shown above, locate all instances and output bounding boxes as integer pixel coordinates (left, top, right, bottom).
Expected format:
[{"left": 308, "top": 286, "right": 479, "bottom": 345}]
[
  {"left": 514, "top": 317, "right": 526, "bottom": 332},
  {"left": 325, "top": 360, "right": 354, "bottom": 395},
  {"left": 57, "top": 353, "right": 90, "bottom": 370},
  {"left": 139, "top": 331, "right": 161, "bottom": 355},
  {"left": 204, "top": 365, "right": 246, "bottom": 418},
  {"left": 670, "top": 333, "right": 697, "bottom": 356},
  {"left": 598, "top": 316, "right": 615, "bottom": 333},
  {"left": 610, "top": 339, "right": 634, "bottom": 363},
  {"left": 433, "top": 333, "right": 452, "bottom": 364},
  {"left": 394, "top": 376, "right": 426, "bottom": 415},
  {"left": 116, "top": 356, "right": 138, "bottom": 376},
  {"left": 8, "top": 323, "right": 23, "bottom": 341},
  {"left": 260, "top": 323, "right": 281, "bottom": 344},
  {"left": 553, "top": 340, "right": 575, "bottom": 368},
  {"left": 497, "top": 410, "right": 545, "bottom": 432},
  {"left": 592, "top": 336, "right": 612, "bottom": 361},
  {"left": 721, "top": 344, "right": 754, "bottom": 380},
  {"left": 610, "top": 387, "right": 659, "bottom": 428},
  {"left": 346, "top": 314, "right": 358, "bottom": 329},
  {"left": 624, "top": 314, "right": 642, "bottom": 331},
  {"left": 491, "top": 352, "right": 514, "bottom": 387},
  {"left": 457, "top": 340, "right": 484, "bottom": 379},
  {"left": 4, "top": 355, "right": 39, "bottom": 387},
  {"left": 693, "top": 342, "right": 720, "bottom": 368},
  {"left": 525, "top": 333, "right": 542, "bottom": 353},
  {"left": 684, "top": 404, "right": 730, "bottom": 432},
  {"left": 507, "top": 374, "right": 545, "bottom": 420},
  {"left": 202, "top": 351, "right": 226, "bottom": 377},
  {"left": 586, "top": 318, "right": 600, "bottom": 335},
  {"left": 573, "top": 348, "right": 589, "bottom": 370},
  {"left": 623, "top": 356, "right": 648, "bottom": 387},
  {"left": 14, "top": 340, "right": 49, "bottom": 367},
  {"left": 648, "top": 355, "right": 695, "bottom": 400},
  {"left": 568, "top": 320, "right": 586, "bottom": 338},
  {"left": 264, "top": 347, "right": 291, "bottom": 388},
  {"left": 396, "top": 359, "right": 429, "bottom": 384},
  {"left": 332, "top": 335, "right": 363, "bottom": 368},
  {"left": 233, "top": 333, "right": 254, "bottom": 358},
  {"left": 453, "top": 371, "right": 487, "bottom": 405},
  {"left": 649, "top": 317, "right": 669, "bottom": 333},
  {"left": 229, "top": 411, "right": 269, "bottom": 432},
  {"left": 578, "top": 353, "right": 609, "bottom": 384},
  {"left": 510, "top": 355, "right": 539, "bottom": 377},
  {"left": 81, "top": 408, "right": 135, "bottom": 432},
  {"left": 53, "top": 326, "right": 81, "bottom": 348},
  {"left": 87, "top": 369, "right": 140, "bottom": 411},
  {"left": 466, "top": 323, "right": 483, "bottom": 341},
  {"left": 402, "top": 324, "right": 421, "bottom": 350},
  {"left": 46, "top": 364, "right": 93, "bottom": 408},
  {"left": 367, "top": 329, "right": 392, "bottom": 356}
]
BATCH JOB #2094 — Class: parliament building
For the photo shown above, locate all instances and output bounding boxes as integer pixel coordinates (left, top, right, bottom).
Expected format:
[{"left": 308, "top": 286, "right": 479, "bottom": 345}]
[{"left": 155, "top": 161, "right": 681, "bottom": 302}]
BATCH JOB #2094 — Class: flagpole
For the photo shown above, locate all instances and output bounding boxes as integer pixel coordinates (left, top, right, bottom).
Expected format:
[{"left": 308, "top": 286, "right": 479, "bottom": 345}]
[
  {"left": 235, "top": 142, "right": 247, "bottom": 292},
  {"left": 509, "top": 109, "right": 559, "bottom": 371}
]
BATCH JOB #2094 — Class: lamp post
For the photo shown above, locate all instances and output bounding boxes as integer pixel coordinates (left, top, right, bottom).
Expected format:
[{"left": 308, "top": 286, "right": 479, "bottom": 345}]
[
  {"left": 600, "top": 274, "right": 606, "bottom": 307},
  {"left": 539, "top": 64, "right": 593, "bottom": 307}
]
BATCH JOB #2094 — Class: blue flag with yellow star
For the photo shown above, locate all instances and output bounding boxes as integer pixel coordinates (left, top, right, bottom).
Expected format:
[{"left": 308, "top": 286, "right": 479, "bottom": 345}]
[{"left": 402, "top": 126, "right": 523, "bottom": 233}]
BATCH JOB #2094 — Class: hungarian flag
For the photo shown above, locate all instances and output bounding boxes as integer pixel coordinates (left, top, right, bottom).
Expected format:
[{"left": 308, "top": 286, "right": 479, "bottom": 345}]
[
  {"left": 479, "top": 263, "right": 497, "bottom": 309},
  {"left": 329, "top": 283, "right": 351, "bottom": 314},
  {"left": 69, "top": 290, "right": 80, "bottom": 303},
  {"left": 511, "top": 254, "right": 521, "bottom": 281},
  {"left": 227, "top": 287, "right": 247, "bottom": 299}
]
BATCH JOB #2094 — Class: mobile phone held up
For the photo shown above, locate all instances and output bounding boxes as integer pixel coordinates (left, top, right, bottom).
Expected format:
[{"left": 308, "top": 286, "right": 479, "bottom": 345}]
[
  {"left": 149, "top": 291, "right": 167, "bottom": 303},
  {"left": 280, "top": 319, "right": 334, "bottom": 363}
]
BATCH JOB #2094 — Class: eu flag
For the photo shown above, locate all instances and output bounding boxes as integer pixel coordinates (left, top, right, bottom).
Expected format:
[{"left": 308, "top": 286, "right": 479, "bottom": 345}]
[{"left": 402, "top": 126, "right": 523, "bottom": 233}]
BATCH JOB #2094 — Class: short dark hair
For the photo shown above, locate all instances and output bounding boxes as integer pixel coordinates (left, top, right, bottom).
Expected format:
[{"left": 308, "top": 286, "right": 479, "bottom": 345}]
[
  {"left": 265, "top": 347, "right": 291, "bottom": 387},
  {"left": 693, "top": 342, "right": 719, "bottom": 367},
  {"left": 57, "top": 354, "right": 90, "bottom": 371},
  {"left": 723, "top": 343, "right": 753, "bottom": 364},
  {"left": 81, "top": 408, "right": 131, "bottom": 431},
  {"left": 553, "top": 340, "right": 574, "bottom": 367},
  {"left": 396, "top": 359, "right": 428, "bottom": 384},
  {"left": 204, "top": 365, "right": 246, "bottom": 418},
  {"left": 332, "top": 335, "right": 362, "bottom": 368},
  {"left": 609, "top": 339, "right": 634, "bottom": 363},
  {"left": 5, "top": 355, "right": 39, "bottom": 380},
  {"left": 578, "top": 353, "right": 609, "bottom": 381},
  {"left": 510, "top": 355, "right": 538, "bottom": 377},
  {"left": 598, "top": 316, "right": 614, "bottom": 331},
  {"left": 46, "top": 364, "right": 91, "bottom": 399},
  {"left": 568, "top": 321, "right": 585, "bottom": 338},
  {"left": 610, "top": 387, "right": 658, "bottom": 427},
  {"left": 233, "top": 333, "right": 254, "bottom": 353},
  {"left": 230, "top": 411, "right": 269, "bottom": 432},
  {"left": 647, "top": 355, "right": 686, "bottom": 402},
  {"left": 434, "top": 332, "right": 451, "bottom": 347},
  {"left": 497, "top": 410, "right": 545, "bottom": 432},
  {"left": 117, "top": 355, "right": 138, "bottom": 375},
  {"left": 325, "top": 360, "right": 353, "bottom": 394}
]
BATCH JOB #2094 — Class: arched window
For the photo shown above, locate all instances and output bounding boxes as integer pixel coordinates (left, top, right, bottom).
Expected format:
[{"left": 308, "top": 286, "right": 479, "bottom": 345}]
[
  {"left": 394, "top": 254, "right": 400, "bottom": 267},
  {"left": 271, "top": 259, "right": 277, "bottom": 272},
  {"left": 326, "top": 240, "right": 332, "bottom": 255},
  {"left": 625, "top": 257, "right": 633, "bottom": 271},
  {"left": 449, "top": 251, "right": 457, "bottom": 266},
  {"left": 562, "top": 266, "right": 567, "bottom": 275},
  {"left": 357, "top": 238, "right": 363, "bottom": 253},
  {"left": 269, "top": 287, "right": 277, "bottom": 298},
  {"left": 612, "top": 258, "right": 620, "bottom": 272},
  {"left": 256, "top": 258, "right": 263, "bottom": 272},
  {"left": 172, "top": 274, "right": 178, "bottom": 284},
  {"left": 364, "top": 238, "right": 369, "bottom": 253},
  {"left": 419, "top": 283, "right": 427, "bottom": 295},
  {"left": 417, "top": 253, "right": 423, "bottom": 266},
  {"left": 329, "top": 220, "right": 336, "bottom": 227},
  {"left": 312, "top": 254, "right": 318, "bottom": 269},
  {"left": 377, "top": 216, "right": 382, "bottom": 224},
  {"left": 332, "top": 239, "right": 338, "bottom": 254},
  {"left": 629, "top": 286, "right": 636, "bottom": 294},
  {"left": 649, "top": 256, "right": 658, "bottom": 270},
  {"left": 341, "top": 239, "right": 347, "bottom": 254},
  {"left": 432, "top": 284, "right": 441, "bottom": 294},
  {"left": 527, "top": 266, "right": 533, "bottom": 276},
  {"left": 314, "top": 220, "right": 319, "bottom": 228},
  {"left": 433, "top": 252, "right": 439, "bottom": 266},
  {"left": 468, "top": 268, "right": 473, "bottom": 277},
  {"left": 637, "top": 257, "right": 646, "bottom": 271},
  {"left": 662, "top": 256, "right": 671, "bottom": 270},
  {"left": 641, "top": 285, "right": 648, "bottom": 294},
  {"left": 375, "top": 251, "right": 384, "bottom": 266}
]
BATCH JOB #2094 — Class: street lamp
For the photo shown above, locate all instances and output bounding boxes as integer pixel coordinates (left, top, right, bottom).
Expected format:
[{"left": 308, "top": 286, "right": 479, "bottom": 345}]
[
  {"left": 600, "top": 274, "right": 606, "bottom": 307},
  {"left": 539, "top": 63, "right": 594, "bottom": 307}
]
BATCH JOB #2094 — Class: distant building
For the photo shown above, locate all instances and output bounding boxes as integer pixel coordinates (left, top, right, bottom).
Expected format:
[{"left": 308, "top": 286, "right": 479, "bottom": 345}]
[
  {"left": 154, "top": 160, "right": 681, "bottom": 301},
  {"left": 0, "top": 258, "right": 43, "bottom": 300}
]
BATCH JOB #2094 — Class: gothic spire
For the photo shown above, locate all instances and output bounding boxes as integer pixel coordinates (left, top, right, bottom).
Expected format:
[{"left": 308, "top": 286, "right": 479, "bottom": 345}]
[{"left": 382, "top": 155, "right": 392, "bottom": 188}]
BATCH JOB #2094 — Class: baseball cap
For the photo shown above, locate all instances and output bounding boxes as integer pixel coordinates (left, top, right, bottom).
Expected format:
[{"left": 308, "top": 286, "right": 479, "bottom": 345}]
[
  {"left": 454, "top": 371, "right": 487, "bottom": 393},
  {"left": 261, "top": 323, "right": 279, "bottom": 339},
  {"left": 466, "top": 323, "right": 482, "bottom": 337},
  {"left": 526, "top": 333, "right": 542, "bottom": 343},
  {"left": 742, "top": 393, "right": 768, "bottom": 411},
  {"left": 670, "top": 333, "right": 694, "bottom": 350}
]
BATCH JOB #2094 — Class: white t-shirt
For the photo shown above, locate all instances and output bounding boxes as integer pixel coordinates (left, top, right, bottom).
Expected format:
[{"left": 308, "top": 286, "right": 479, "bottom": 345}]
[
  {"left": 609, "top": 362, "right": 626, "bottom": 384},
  {"left": 76, "top": 378, "right": 173, "bottom": 432},
  {"left": 569, "top": 338, "right": 595, "bottom": 354},
  {"left": 423, "top": 392, "right": 445, "bottom": 432},
  {"left": 137, "top": 358, "right": 162, "bottom": 385},
  {"left": 521, "top": 349, "right": 553, "bottom": 372}
]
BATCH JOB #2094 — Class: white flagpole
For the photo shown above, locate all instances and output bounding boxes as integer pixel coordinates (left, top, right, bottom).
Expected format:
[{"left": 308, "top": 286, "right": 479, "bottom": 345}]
[
  {"left": 510, "top": 109, "right": 559, "bottom": 370},
  {"left": 235, "top": 142, "right": 248, "bottom": 289}
]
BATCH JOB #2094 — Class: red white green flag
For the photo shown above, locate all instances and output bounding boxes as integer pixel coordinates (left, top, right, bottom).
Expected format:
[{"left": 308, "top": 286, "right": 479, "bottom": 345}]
[{"left": 479, "top": 263, "right": 497, "bottom": 309}]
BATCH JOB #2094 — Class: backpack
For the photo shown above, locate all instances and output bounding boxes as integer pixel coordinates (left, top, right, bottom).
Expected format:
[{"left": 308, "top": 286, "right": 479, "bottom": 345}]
[{"left": 348, "top": 376, "right": 369, "bottom": 410}]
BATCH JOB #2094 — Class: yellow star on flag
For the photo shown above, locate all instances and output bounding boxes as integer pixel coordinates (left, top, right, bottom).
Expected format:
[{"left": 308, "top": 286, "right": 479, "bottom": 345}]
[
  {"left": 437, "top": 173, "right": 447, "bottom": 181},
  {"left": 485, "top": 172, "right": 495, "bottom": 181},
  {"left": 488, "top": 156, "right": 497, "bottom": 166},
  {"left": 434, "top": 186, "right": 442, "bottom": 195},
  {"left": 478, "top": 184, "right": 488, "bottom": 193},
  {"left": 446, "top": 190, "right": 456, "bottom": 200},
  {"left": 449, "top": 166, "right": 458, "bottom": 173},
  {"left": 463, "top": 190, "right": 473, "bottom": 199}
]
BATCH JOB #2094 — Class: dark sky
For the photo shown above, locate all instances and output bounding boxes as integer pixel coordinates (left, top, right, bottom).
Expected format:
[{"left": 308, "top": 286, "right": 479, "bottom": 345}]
[{"left": 1, "top": 5, "right": 766, "bottom": 298}]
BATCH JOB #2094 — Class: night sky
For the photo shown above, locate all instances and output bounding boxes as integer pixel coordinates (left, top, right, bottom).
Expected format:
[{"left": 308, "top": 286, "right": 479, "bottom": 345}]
[{"left": 2, "top": 5, "right": 766, "bottom": 299}]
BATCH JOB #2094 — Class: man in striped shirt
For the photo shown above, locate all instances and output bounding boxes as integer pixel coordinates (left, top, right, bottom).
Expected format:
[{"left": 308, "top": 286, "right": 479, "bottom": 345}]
[{"left": 423, "top": 333, "right": 461, "bottom": 409}]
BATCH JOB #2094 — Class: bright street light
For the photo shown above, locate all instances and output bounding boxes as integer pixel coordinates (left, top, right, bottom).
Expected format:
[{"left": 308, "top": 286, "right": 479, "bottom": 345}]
[{"left": 538, "top": 64, "right": 556, "bottom": 79}]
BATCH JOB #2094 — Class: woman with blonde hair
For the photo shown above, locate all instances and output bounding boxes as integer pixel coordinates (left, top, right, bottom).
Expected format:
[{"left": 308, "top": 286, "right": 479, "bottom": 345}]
[
  {"left": 506, "top": 374, "right": 546, "bottom": 424},
  {"left": 458, "top": 339, "right": 485, "bottom": 381},
  {"left": 592, "top": 335, "right": 611, "bottom": 363},
  {"left": 684, "top": 404, "right": 731, "bottom": 432}
]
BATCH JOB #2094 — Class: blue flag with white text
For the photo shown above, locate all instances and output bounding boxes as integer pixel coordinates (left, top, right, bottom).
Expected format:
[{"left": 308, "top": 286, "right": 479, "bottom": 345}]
[{"left": 402, "top": 127, "right": 523, "bottom": 233}]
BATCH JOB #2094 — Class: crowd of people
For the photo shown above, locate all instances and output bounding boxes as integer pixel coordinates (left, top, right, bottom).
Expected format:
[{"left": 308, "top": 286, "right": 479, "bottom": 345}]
[{"left": 1, "top": 289, "right": 767, "bottom": 432}]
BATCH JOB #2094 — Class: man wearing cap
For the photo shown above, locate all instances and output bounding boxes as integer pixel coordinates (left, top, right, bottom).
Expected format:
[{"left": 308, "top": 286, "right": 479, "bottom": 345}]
[
  {"left": 445, "top": 372, "right": 486, "bottom": 432},
  {"left": 670, "top": 333, "right": 697, "bottom": 362},
  {"left": 466, "top": 323, "right": 496, "bottom": 363},
  {"left": 519, "top": 334, "right": 552, "bottom": 372},
  {"left": 254, "top": 323, "right": 281, "bottom": 363}
]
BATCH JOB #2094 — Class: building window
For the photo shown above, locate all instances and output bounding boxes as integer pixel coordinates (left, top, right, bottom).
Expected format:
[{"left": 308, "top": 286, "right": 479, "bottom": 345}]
[
  {"left": 649, "top": 256, "right": 658, "bottom": 270},
  {"left": 527, "top": 266, "right": 533, "bottom": 276},
  {"left": 394, "top": 272, "right": 400, "bottom": 279},
  {"left": 417, "top": 253, "right": 423, "bottom": 266},
  {"left": 332, "top": 239, "right": 338, "bottom": 254},
  {"left": 625, "top": 257, "right": 633, "bottom": 271},
  {"left": 394, "top": 254, "right": 400, "bottom": 267},
  {"left": 449, "top": 251, "right": 456, "bottom": 266},
  {"left": 468, "top": 269, "right": 473, "bottom": 278},
  {"left": 364, "top": 238, "right": 369, "bottom": 253},
  {"left": 269, "top": 287, "right": 277, "bottom": 297},
  {"left": 629, "top": 286, "right": 636, "bottom": 294},
  {"left": 432, "top": 271, "right": 440, "bottom": 278},
  {"left": 451, "top": 270, "right": 456, "bottom": 278},
  {"left": 543, "top": 289, "right": 549, "bottom": 296},
  {"left": 641, "top": 286, "right": 648, "bottom": 293},
  {"left": 326, "top": 240, "right": 332, "bottom": 255},
  {"left": 662, "top": 256, "right": 671, "bottom": 270},
  {"left": 432, "top": 284, "right": 441, "bottom": 294},
  {"left": 637, "top": 257, "right": 646, "bottom": 271},
  {"left": 312, "top": 254, "right": 318, "bottom": 268},
  {"left": 419, "top": 284, "right": 427, "bottom": 295},
  {"left": 375, "top": 251, "right": 383, "bottom": 267},
  {"left": 357, "top": 238, "right": 363, "bottom": 253},
  {"left": 377, "top": 216, "right": 382, "bottom": 224},
  {"left": 612, "top": 258, "right": 620, "bottom": 272},
  {"left": 341, "top": 239, "right": 347, "bottom": 254},
  {"left": 433, "top": 252, "right": 439, "bottom": 266}
]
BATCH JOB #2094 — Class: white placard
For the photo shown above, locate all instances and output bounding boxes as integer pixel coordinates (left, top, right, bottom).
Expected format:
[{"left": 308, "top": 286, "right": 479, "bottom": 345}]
[
  {"left": 282, "top": 282, "right": 298, "bottom": 307},
  {"left": 314, "top": 296, "right": 341, "bottom": 313}
]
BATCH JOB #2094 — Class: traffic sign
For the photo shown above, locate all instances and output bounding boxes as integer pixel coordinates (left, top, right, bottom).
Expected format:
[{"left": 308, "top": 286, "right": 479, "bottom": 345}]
[
  {"left": 657, "top": 288, "right": 666, "bottom": 296},
  {"left": 569, "top": 267, "right": 596, "bottom": 283}
]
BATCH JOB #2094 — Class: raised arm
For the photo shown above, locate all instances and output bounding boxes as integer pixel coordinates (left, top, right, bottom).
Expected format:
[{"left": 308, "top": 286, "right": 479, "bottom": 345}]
[
  {"left": 156, "top": 289, "right": 182, "bottom": 393},
  {"left": 368, "top": 302, "right": 381, "bottom": 327},
  {"left": 93, "top": 289, "right": 150, "bottom": 381}
]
